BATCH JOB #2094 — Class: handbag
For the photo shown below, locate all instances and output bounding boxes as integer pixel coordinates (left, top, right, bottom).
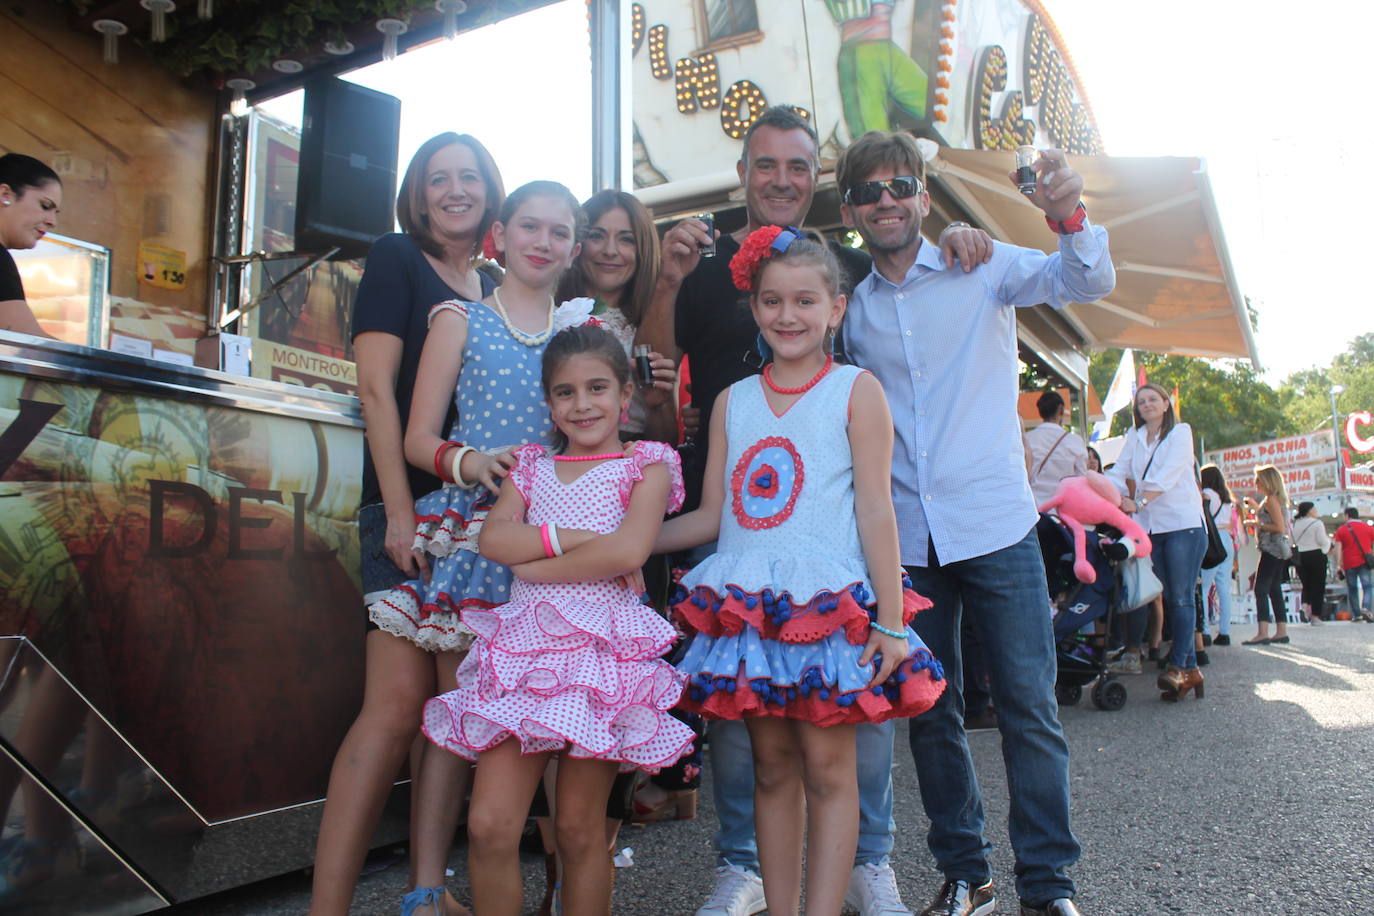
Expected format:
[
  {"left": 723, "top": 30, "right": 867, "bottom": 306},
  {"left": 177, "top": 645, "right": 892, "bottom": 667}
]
[
  {"left": 1120, "top": 556, "right": 1163, "bottom": 611},
  {"left": 1201, "top": 503, "right": 1227, "bottom": 570}
]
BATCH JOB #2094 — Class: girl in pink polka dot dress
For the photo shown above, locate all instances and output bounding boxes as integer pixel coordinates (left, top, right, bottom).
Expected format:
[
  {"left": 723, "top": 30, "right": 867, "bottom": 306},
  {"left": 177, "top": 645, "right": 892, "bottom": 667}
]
[{"left": 418, "top": 321, "right": 694, "bottom": 916}]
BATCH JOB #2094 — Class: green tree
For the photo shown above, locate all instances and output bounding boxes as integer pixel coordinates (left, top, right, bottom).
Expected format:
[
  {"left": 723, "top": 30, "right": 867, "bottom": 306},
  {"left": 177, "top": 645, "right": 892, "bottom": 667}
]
[
  {"left": 1278, "top": 333, "right": 1374, "bottom": 443},
  {"left": 1087, "top": 349, "right": 1292, "bottom": 453}
]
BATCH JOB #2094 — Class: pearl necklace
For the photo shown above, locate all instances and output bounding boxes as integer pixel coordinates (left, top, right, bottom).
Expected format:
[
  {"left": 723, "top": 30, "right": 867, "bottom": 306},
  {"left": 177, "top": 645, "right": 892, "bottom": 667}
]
[
  {"left": 763, "top": 355, "right": 834, "bottom": 395},
  {"left": 491, "top": 289, "right": 554, "bottom": 347}
]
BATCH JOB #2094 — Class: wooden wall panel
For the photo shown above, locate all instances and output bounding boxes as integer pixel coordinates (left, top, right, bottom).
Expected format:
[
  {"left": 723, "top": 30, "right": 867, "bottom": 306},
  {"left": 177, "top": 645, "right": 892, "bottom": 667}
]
[{"left": 0, "top": 0, "right": 215, "bottom": 329}]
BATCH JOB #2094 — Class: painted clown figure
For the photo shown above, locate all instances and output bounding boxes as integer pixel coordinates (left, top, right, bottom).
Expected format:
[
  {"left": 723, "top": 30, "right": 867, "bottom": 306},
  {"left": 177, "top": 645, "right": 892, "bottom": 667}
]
[{"left": 830, "top": 0, "right": 930, "bottom": 137}]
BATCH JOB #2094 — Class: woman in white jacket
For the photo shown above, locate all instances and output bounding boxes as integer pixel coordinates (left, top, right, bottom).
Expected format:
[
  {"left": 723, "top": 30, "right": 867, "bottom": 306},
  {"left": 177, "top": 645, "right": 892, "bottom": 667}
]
[
  {"left": 1108, "top": 384, "right": 1207, "bottom": 701},
  {"left": 1292, "top": 501, "right": 1332, "bottom": 622}
]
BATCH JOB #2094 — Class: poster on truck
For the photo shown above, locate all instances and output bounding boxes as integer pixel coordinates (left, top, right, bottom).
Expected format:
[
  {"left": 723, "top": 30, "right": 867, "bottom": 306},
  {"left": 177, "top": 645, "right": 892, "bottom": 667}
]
[{"left": 0, "top": 370, "right": 363, "bottom": 821}]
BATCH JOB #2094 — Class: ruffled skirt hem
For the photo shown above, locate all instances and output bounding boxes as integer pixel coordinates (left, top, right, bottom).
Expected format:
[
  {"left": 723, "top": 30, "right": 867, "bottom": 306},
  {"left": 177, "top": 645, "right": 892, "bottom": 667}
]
[{"left": 679, "top": 649, "right": 945, "bottom": 726}]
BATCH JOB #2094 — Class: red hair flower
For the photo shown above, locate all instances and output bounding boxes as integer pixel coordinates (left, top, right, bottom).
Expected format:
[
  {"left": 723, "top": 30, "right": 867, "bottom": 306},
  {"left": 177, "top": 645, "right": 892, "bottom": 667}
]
[
  {"left": 481, "top": 228, "right": 503, "bottom": 266},
  {"left": 730, "top": 225, "right": 787, "bottom": 292}
]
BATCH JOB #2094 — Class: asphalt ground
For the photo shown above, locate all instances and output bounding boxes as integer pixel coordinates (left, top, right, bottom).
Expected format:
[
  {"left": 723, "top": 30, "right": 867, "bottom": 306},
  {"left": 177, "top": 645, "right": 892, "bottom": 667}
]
[{"left": 170, "top": 620, "right": 1374, "bottom": 916}]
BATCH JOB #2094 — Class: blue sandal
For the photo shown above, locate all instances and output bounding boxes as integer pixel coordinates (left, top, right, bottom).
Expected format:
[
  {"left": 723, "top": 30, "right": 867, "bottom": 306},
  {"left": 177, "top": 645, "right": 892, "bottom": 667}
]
[{"left": 400, "top": 885, "right": 446, "bottom": 916}]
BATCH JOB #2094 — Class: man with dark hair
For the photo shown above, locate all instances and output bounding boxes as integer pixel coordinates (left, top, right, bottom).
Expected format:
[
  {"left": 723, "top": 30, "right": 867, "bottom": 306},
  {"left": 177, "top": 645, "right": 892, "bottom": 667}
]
[
  {"left": 837, "top": 128, "right": 1114, "bottom": 916},
  {"left": 1334, "top": 507, "right": 1374, "bottom": 621},
  {"left": 1025, "top": 389, "right": 1088, "bottom": 506},
  {"left": 636, "top": 109, "right": 980, "bottom": 916}
]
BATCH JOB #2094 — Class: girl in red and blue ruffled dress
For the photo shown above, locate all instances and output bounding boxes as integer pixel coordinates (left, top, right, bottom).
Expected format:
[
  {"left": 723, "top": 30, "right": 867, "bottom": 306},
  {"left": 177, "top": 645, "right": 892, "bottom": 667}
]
[{"left": 654, "top": 226, "right": 946, "bottom": 916}]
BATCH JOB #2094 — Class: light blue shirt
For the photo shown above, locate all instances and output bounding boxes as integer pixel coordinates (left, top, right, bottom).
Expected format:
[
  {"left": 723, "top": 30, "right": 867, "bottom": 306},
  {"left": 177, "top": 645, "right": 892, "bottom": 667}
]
[{"left": 844, "top": 224, "right": 1114, "bottom": 566}]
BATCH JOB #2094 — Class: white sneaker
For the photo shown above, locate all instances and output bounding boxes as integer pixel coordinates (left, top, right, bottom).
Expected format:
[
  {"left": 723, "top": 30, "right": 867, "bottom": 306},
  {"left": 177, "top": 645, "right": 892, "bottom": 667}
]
[
  {"left": 846, "top": 861, "right": 914, "bottom": 915},
  {"left": 696, "top": 864, "right": 767, "bottom": 916}
]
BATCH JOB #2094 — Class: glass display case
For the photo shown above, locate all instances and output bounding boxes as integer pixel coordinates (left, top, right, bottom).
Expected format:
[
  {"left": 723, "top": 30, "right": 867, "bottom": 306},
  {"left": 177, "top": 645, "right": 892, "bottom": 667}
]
[{"left": 11, "top": 232, "right": 110, "bottom": 348}]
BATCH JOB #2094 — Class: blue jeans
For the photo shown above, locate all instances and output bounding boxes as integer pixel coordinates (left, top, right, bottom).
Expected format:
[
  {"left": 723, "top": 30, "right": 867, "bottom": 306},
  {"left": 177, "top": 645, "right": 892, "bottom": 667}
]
[
  {"left": 709, "top": 718, "right": 896, "bottom": 871},
  {"left": 1199, "top": 529, "right": 1235, "bottom": 636},
  {"left": 1150, "top": 526, "right": 1207, "bottom": 668},
  {"left": 1348, "top": 565, "right": 1373, "bottom": 616},
  {"left": 905, "top": 527, "right": 1077, "bottom": 905}
]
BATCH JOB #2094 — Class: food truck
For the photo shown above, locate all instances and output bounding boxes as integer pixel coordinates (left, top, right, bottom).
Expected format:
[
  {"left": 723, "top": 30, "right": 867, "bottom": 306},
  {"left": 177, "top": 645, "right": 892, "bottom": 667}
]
[{"left": 0, "top": 0, "right": 1258, "bottom": 911}]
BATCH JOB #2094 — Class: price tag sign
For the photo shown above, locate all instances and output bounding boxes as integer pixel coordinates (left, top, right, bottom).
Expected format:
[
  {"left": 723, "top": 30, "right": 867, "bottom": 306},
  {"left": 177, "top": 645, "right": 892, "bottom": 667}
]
[{"left": 138, "top": 241, "right": 188, "bottom": 290}]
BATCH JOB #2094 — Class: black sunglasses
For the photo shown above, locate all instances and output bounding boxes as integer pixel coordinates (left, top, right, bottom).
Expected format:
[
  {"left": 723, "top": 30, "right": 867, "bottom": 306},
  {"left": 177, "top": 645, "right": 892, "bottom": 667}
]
[{"left": 843, "top": 175, "right": 924, "bottom": 206}]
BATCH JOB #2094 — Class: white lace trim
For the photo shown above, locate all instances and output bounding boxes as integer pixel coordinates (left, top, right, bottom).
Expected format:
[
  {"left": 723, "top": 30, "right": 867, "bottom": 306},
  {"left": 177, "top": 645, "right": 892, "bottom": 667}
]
[{"left": 368, "top": 592, "right": 475, "bottom": 653}]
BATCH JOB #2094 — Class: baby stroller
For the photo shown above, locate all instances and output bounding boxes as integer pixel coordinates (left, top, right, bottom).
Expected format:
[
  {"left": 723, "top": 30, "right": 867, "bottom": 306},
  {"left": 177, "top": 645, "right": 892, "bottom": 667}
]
[{"left": 1035, "top": 513, "right": 1129, "bottom": 712}]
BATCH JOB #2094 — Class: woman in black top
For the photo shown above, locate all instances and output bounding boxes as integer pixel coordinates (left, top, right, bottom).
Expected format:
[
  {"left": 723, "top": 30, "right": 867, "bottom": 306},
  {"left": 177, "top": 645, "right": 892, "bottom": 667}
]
[
  {"left": 310, "top": 133, "right": 503, "bottom": 916},
  {"left": 0, "top": 154, "right": 61, "bottom": 337}
]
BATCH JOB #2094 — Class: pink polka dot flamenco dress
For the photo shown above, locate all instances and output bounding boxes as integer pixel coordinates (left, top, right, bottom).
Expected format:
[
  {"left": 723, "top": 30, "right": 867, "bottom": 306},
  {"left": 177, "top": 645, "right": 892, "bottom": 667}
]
[{"left": 423, "top": 441, "right": 696, "bottom": 771}]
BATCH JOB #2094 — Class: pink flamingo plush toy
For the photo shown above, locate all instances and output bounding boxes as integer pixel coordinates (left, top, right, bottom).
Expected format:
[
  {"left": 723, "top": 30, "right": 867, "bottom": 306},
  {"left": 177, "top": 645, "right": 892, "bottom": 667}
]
[{"left": 1037, "top": 472, "right": 1152, "bottom": 584}]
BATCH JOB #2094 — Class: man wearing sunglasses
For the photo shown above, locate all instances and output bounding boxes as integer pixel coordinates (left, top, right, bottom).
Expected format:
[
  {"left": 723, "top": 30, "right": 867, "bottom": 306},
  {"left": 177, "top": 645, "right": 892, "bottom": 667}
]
[
  {"left": 837, "top": 130, "right": 1115, "bottom": 916},
  {"left": 635, "top": 108, "right": 990, "bottom": 916}
]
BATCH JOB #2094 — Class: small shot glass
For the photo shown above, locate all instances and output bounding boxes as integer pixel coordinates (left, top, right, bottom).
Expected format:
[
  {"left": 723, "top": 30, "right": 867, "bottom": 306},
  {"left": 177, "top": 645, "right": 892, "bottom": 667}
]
[
  {"left": 1015, "top": 146, "right": 1038, "bottom": 196},
  {"left": 633, "top": 344, "right": 655, "bottom": 386},
  {"left": 693, "top": 212, "right": 716, "bottom": 258}
]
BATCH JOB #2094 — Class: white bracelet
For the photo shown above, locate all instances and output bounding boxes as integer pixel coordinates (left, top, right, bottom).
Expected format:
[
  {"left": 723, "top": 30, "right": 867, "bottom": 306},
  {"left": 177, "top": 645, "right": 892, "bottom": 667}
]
[
  {"left": 547, "top": 523, "right": 564, "bottom": 557},
  {"left": 449, "top": 445, "right": 478, "bottom": 488}
]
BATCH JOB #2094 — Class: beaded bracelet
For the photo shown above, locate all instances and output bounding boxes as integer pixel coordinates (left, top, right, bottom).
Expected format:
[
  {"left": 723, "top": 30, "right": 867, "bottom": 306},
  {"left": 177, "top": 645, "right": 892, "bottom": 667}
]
[{"left": 870, "top": 621, "right": 905, "bottom": 638}]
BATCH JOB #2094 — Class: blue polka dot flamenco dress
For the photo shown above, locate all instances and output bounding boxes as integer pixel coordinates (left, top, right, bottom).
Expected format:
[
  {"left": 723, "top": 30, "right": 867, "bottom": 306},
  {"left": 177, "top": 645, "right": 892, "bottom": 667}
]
[{"left": 368, "top": 300, "right": 552, "bottom": 652}]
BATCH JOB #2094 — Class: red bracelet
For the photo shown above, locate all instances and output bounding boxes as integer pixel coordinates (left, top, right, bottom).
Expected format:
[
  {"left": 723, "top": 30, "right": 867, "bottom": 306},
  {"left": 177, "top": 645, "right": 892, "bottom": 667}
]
[
  {"left": 539, "top": 523, "right": 556, "bottom": 559},
  {"left": 434, "top": 441, "right": 461, "bottom": 483},
  {"left": 1046, "top": 202, "right": 1087, "bottom": 235}
]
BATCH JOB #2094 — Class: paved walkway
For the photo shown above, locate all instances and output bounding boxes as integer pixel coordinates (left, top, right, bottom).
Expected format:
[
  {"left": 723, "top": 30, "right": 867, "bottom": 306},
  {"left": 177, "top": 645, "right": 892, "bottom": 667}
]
[{"left": 173, "top": 621, "right": 1374, "bottom": 915}]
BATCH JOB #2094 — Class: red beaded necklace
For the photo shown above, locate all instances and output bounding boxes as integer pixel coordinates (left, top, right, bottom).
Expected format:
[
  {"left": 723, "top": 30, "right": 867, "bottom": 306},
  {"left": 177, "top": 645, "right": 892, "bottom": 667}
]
[
  {"left": 553, "top": 452, "right": 622, "bottom": 462},
  {"left": 763, "top": 355, "right": 833, "bottom": 395}
]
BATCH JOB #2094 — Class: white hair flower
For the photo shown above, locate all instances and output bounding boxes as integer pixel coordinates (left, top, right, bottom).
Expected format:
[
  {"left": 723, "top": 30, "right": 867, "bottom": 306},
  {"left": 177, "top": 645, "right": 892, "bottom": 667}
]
[{"left": 551, "top": 297, "right": 598, "bottom": 334}]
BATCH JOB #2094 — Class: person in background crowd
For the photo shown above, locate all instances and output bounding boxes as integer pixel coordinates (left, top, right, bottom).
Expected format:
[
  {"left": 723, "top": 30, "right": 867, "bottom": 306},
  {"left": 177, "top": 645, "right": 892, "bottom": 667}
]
[
  {"left": 0, "top": 153, "right": 61, "bottom": 338},
  {"left": 1086, "top": 446, "right": 1102, "bottom": 474},
  {"left": 310, "top": 133, "right": 503, "bottom": 916},
  {"left": 1198, "top": 465, "right": 1236, "bottom": 646},
  {"left": 634, "top": 106, "right": 977, "bottom": 916},
  {"left": 1243, "top": 465, "right": 1293, "bottom": 646},
  {"left": 1291, "top": 501, "right": 1331, "bottom": 623},
  {"left": 1025, "top": 390, "right": 1089, "bottom": 507},
  {"left": 1333, "top": 507, "right": 1374, "bottom": 622},
  {"left": 838, "top": 127, "right": 1113, "bottom": 916},
  {"left": 1111, "top": 384, "right": 1207, "bottom": 701}
]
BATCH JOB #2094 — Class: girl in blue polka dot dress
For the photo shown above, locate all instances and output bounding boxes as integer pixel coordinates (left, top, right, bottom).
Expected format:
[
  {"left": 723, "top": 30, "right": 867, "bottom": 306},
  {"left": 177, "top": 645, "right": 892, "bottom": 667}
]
[
  {"left": 366, "top": 180, "right": 583, "bottom": 916},
  {"left": 654, "top": 227, "right": 946, "bottom": 916}
]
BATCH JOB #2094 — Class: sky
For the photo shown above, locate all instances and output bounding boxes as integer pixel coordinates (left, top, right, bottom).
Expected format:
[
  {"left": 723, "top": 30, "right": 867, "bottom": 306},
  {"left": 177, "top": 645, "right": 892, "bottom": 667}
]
[{"left": 261, "top": 0, "right": 1370, "bottom": 384}]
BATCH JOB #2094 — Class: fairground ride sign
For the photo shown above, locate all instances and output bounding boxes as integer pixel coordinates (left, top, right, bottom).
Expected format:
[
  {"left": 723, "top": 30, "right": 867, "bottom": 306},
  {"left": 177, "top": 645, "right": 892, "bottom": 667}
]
[
  {"left": 1346, "top": 411, "right": 1374, "bottom": 454},
  {"left": 1348, "top": 464, "right": 1374, "bottom": 492},
  {"left": 1204, "top": 430, "right": 1338, "bottom": 479},
  {"left": 630, "top": 0, "right": 1102, "bottom": 197}
]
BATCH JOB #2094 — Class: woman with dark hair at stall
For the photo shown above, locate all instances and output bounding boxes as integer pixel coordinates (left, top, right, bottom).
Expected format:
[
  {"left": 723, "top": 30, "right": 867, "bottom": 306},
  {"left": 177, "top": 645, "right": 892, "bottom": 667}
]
[
  {"left": 1109, "top": 383, "right": 1208, "bottom": 701},
  {"left": 1199, "top": 464, "right": 1237, "bottom": 645},
  {"left": 309, "top": 133, "right": 504, "bottom": 916},
  {"left": 557, "top": 189, "right": 678, "bottom": 442},
  {"left": 0, "top": 153, "right": 61, "bottom": 338},
  {"left": 1291, "top": 501, "right": 1331, "bottom": 623}
]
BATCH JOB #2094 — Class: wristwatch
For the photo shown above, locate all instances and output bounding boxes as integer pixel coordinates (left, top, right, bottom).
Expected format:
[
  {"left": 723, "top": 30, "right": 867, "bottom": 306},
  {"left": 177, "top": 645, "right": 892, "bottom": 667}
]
[
  {"left": 1046, "top": 202, "right": 1087, "bottom": 235},
  {"left": 1135, "top": 495, "right": 1150, "bottom": 509}
]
